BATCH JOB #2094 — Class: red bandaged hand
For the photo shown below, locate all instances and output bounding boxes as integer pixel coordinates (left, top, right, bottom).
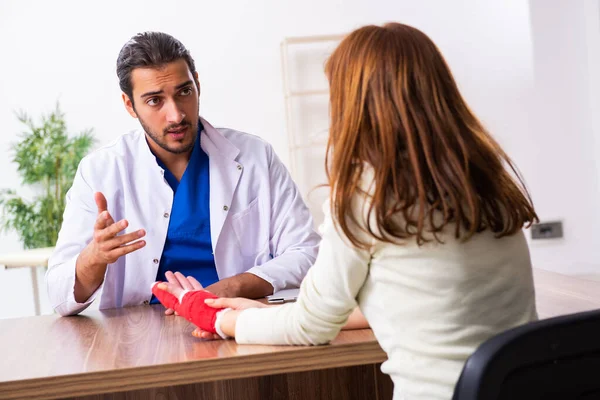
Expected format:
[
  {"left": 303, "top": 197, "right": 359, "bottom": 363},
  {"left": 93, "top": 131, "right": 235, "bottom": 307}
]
[{"left": 151, "top": 282, "right": 225, "bottom": 334}]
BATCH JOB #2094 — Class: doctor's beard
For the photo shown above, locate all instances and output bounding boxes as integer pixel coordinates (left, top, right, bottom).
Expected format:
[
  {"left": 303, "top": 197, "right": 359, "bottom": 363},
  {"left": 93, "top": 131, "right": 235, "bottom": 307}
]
[{"left": 138, "top": 114, "right": 198, "bottom": 155}]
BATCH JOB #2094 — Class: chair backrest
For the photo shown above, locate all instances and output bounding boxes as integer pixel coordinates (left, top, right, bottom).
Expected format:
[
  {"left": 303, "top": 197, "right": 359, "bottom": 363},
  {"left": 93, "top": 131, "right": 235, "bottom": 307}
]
[{"left": 453, "top": 309, "right": 600, "bottom": 400}]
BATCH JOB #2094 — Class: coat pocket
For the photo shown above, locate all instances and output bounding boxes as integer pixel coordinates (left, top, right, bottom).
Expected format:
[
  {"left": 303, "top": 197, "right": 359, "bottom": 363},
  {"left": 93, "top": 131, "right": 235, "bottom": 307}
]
[{"left": 231, "top": 198, "right": 268, "bottom": 257}]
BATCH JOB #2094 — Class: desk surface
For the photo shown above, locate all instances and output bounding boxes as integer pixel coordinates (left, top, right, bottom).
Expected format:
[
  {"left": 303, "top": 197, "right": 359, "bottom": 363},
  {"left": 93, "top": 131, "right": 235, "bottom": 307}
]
[
  {"left": 1, "top": 268, "right": 599, "bottom": 400},
  {"left": 0, "top": 309, "right": 384, "bottom": 399}
]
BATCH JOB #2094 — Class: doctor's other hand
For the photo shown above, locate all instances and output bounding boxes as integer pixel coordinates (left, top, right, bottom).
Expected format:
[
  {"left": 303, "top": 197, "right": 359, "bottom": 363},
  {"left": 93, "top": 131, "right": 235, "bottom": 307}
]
[
  {"left": 191, "top": 297, "right": 269, "bottom": 340},
  {"left": 81, "top": 192, "right": 146, "bottom": 265},
  {"left": 74, "top": 192, "right": 146, "bottom": 302},
  {"left": 163, "top": 271, "right": 204, "bottom": 316}
]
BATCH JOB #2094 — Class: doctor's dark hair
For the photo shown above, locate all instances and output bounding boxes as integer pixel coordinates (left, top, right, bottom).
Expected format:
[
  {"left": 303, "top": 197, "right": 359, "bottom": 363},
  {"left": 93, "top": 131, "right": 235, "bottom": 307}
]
[
  {"left": 325, "top": 23, "right": 538, "bottom": 248},
  {"left": 116, "top": 31, "right": 197, "bottom": 104}
]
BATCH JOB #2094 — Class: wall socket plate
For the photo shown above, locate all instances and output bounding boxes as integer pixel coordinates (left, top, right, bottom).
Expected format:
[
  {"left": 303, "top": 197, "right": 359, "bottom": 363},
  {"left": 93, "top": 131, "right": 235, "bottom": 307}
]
[{"left": 531, "top": 221, "right": 563, "bottom": 239}]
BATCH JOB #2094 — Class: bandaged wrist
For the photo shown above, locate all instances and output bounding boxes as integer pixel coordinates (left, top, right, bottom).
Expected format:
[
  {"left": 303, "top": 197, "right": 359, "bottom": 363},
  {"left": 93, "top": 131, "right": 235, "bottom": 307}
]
[
  {"left": 151, "top": 283, "right": 224, "bottom": 334},
  {"left": 214, "top": 308, "right": 233, "bottom": 339},
  {"left": 177, "top": 290, "right": 222, "bottom": 334}
]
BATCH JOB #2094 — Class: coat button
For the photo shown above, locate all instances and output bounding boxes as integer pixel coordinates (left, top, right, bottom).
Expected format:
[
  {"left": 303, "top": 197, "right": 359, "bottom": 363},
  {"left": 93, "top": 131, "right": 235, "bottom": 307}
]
[
  {"left": 237, "top": 165, "right": 242, "bottom": 170},
  {"left": 143, "top": 300, "right": 149, "bottom": 305},
  {"left": 163, "top": 212, "right": 169, "bottom": 218},
  {"left": 223, "top": 205, "right": 229, "bottom": 211},
  {"left": 153, "top": 258, "right": 159, "bottom": 264}
]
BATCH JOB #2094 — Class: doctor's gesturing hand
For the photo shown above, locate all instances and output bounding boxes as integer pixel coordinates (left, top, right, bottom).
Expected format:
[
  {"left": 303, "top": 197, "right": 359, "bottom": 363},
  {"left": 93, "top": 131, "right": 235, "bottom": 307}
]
[{"left": 73, "top": 192, "right": 146, "bottom": 303}]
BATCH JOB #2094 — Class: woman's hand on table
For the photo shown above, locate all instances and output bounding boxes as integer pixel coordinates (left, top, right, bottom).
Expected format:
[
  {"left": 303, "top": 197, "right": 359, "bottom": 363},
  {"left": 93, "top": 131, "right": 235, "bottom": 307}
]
[
  {"left": 192, "top": 297, "right": 269, "bottom": 340},
  {"left": 162, "top": 271, "right": 204, "bottom": 316}
]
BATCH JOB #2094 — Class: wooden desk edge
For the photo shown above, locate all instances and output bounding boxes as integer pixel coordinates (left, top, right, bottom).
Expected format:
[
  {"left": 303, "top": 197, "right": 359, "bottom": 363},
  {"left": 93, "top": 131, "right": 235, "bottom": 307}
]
[{"left": 0, "top": 338, "right": 387, "bottom": 400}]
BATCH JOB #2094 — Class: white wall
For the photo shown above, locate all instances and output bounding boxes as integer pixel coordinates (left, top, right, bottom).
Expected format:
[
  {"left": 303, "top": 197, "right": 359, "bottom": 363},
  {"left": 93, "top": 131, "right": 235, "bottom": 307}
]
[
  {"left": 527, "top": 0, "right": 600, "bottom": 275},
  {"left": 0, "top": 0, "right": 537, "bottom": 318}
]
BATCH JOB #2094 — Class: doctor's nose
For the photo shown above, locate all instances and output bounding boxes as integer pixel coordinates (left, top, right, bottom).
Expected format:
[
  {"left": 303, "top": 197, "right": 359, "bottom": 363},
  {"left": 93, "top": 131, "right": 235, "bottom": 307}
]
[{"left": 164, "top": 100, "right": 186, "bottom": 125}]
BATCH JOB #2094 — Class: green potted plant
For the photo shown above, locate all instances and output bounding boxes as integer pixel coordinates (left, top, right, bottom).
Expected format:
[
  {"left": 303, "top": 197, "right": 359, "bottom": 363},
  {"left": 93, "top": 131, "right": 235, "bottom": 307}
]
[{"left": 0, "top": 104, "right": 96, "bottom": 249}]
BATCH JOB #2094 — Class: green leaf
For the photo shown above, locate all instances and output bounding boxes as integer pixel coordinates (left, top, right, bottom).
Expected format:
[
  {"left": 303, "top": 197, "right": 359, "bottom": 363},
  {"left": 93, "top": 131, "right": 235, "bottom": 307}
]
[{"left": 1, "top": 103, "right": 95, "bottom": 248}]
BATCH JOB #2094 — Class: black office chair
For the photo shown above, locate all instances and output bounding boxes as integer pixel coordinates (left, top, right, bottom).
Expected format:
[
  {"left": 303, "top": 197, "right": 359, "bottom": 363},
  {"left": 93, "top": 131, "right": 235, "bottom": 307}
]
[{"left": 452, "top": 309, "right": 600, "bottom": 400}]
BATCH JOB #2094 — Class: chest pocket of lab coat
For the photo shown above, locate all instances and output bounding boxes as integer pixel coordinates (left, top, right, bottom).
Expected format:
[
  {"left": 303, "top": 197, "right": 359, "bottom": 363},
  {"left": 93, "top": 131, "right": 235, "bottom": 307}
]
[{"left": 231, "top": 197, "right": 268, "bottom": 257}]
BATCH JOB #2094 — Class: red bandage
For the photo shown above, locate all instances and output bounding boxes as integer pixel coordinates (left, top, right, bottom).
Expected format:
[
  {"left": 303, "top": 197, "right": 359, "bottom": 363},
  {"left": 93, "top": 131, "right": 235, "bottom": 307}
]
[
  {"left": 151, "top": 283, "right": 180, "bottom": 310},
  {"left": 152, "top": 283, "right": 224, "bottom": 334}
]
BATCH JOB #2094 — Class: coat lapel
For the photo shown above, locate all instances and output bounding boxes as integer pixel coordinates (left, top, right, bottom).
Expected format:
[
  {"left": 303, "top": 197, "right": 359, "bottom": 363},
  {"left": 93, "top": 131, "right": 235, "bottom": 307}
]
[{"left": 199, "top": 117, "right": 242, "bottom": 250}]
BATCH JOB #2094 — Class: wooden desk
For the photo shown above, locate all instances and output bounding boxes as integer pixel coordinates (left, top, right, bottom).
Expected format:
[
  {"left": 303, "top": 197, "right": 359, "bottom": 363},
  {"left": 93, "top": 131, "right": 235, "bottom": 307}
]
[
  {"left": 0, "top": 307, "right": 391, "bottom": 400},
  {"left": 0, "top": 268, "right": 599, "bottom": 400}
]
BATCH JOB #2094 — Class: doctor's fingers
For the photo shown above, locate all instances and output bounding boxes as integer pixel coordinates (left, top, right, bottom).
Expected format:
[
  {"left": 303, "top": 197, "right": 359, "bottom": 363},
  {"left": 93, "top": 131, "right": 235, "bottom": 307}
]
[
  {"left": 94, "top": 194, "right": 115, "bottom": 227},
  {"left": 94, "top": 192, "right": 108, "bottom": 212},
  {"left": 94, "top": 218, "right": 129, "bottom": 242},
  {"left": 104, "top": 239, "right": 146, "bottom": 262},
  {"left": 94, "top": 211, "right": 114, "bottom": 231},
  {"left": 104, "top": 213, "right": 115, "bottom": 228},
  {"left": 100, "top": 229, "right": 146, "bottom": 251}
]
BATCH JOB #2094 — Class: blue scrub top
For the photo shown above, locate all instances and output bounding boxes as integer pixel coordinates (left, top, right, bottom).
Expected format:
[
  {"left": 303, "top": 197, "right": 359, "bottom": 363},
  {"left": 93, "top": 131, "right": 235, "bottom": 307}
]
[{"left": 150, "top": 125, "right": 218, "bottom": 303}]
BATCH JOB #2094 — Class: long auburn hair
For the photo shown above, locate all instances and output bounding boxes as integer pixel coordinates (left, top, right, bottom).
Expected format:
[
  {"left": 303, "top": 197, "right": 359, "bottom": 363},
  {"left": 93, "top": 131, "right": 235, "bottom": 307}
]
[{"left": 324, "top": 23, "right": 538, "bottom": 248}]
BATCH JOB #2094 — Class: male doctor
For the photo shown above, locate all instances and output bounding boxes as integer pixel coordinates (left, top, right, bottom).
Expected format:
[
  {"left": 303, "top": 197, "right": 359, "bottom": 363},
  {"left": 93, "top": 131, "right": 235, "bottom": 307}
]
[{"left": 46, "top": 32, "right": 320, "bottom": 316}]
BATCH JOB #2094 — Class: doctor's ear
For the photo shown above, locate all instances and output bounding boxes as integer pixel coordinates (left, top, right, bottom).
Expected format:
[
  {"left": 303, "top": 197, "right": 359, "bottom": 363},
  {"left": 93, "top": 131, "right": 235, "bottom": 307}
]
[{"left": 122, "top": 93, "right": 138, "bottom": 119}]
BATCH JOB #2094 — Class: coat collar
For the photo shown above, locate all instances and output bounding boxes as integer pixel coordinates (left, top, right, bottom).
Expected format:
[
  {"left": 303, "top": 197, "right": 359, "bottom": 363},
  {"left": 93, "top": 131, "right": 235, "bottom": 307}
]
[{"left": 199, "top": 116, "right": 240, "bottom": 161}]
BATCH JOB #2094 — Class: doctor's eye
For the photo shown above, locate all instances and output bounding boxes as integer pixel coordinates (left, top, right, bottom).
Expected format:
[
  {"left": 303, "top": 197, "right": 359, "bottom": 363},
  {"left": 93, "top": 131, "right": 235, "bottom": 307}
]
[
  {"left": 146, "top": 97, "right": 161, "bottom": 106},
  {"left": 180, "top": 87, "right": 193, "bottom": 96}
]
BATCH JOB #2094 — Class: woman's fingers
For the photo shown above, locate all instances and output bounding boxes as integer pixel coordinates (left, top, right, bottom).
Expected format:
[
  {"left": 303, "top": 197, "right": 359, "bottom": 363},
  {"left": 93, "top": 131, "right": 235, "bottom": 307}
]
[
  {"left": 187, "top": 275, "right": 204, "bottom": 290},
  {"left": 152, "top": 282, "right": 184, "bottom": 310},
  {"left": 174, "top": 271, "right": 194, "bottom": 290},
  {"left": 192, "top": 328, "right": 222, "bottom": 340},
  {"left": 204, "top": 297, "right": 266, "bottom": 310}
]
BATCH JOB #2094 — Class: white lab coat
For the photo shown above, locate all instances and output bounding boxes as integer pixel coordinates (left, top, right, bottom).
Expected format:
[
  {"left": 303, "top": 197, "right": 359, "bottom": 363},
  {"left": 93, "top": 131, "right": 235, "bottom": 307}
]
[{"left": 46, "top": 117, "right": 321, "bottom": 316}]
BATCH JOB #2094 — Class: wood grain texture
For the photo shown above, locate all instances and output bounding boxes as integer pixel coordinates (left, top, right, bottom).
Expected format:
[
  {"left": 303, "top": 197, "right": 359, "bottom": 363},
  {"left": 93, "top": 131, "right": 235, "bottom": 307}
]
[
  {"left": 65, "top": 363, "right": 393, "bottom": 400},
  {"left": 1, "top": 268, "right": 599, "bottom": 400},
  {"left": 0, "top": 306, "right": 385, "bottom": 400}
]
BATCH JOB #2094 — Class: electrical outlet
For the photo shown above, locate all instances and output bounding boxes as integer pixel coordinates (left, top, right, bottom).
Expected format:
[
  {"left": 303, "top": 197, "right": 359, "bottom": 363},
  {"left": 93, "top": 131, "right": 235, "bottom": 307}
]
[{"left": 531, "top": 221, "right": 563, "bottom": 239}]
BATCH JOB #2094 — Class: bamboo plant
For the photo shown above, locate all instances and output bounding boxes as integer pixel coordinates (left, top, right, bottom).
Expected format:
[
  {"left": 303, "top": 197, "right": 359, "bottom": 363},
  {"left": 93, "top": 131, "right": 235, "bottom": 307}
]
[{"left": 0, "top": 104, "right": 95, "bottom": 249}]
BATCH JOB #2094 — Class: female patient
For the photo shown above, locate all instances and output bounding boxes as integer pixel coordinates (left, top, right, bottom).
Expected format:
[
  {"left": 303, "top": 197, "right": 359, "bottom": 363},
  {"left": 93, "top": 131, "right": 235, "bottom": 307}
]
[{"left": 154, "top": 22, "right": 538, "bottom": 399}]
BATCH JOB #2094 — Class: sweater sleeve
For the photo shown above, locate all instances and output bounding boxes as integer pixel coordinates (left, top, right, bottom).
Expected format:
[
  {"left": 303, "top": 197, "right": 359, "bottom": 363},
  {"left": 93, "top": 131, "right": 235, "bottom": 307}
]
[{"left": 235, "top": 199, "right": 374, "bottom": 345}]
